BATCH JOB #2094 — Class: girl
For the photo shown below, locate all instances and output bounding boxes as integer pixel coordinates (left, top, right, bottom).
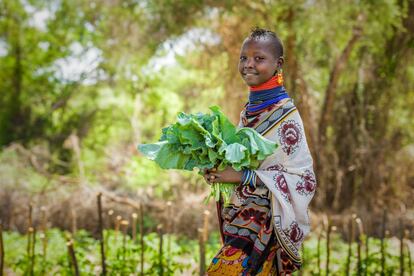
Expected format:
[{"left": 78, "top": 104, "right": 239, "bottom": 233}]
[{"left": 204, "top": 28, "right": 316, "bottom": 275}]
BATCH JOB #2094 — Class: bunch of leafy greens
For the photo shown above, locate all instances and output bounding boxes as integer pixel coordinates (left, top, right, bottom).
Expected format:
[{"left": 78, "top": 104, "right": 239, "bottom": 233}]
[{"left": 138, "top": 106, "right": 277, "bottom": 202}]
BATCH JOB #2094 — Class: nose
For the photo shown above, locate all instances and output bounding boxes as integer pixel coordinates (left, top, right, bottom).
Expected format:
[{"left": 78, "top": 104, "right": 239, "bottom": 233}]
[{"left": 244, "top": 57, "right": 254, "bottom": 68}]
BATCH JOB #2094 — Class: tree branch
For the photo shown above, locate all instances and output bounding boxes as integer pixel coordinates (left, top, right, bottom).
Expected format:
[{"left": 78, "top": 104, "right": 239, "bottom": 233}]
[{"left": 318, "top": 17, "right": 364, "bottom": 144}]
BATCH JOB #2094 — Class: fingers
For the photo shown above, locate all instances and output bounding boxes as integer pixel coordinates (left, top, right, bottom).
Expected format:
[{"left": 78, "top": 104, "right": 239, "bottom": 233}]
[
  {"left": 204, "top": 167, "right": 217, "bottom": 174},
  {"left": 209, "top": 174, "right": 220, "bottom": 183},
  {"left": 204, "top": 173, "right": 219, "bottom": 184},
  {"left": 204, "top": 173, "right": 213, "bottom": 184},
  {"left": 203, "top": 174, "right": 210, "bottom": 184}
]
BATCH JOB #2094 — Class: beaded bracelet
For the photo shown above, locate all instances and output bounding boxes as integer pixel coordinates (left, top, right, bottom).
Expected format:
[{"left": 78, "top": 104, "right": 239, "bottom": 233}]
[{"left": 241, "top": 169, "right": 257, "bottom": 188}]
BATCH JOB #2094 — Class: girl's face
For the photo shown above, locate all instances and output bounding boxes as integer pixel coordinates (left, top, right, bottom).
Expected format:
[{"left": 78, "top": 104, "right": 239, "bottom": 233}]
[{"left": 238, "top": 38, "right": 281, "bottom": 86}]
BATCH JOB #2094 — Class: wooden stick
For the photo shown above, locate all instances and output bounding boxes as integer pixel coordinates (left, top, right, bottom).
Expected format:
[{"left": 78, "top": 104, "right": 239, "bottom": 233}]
[
  {"left": 105, "top": 209, "right": 113, "bottom": 252},
  {"left": 198, "top": 228, "right": 206, "bottom": 276},
  {"left": 32, "top": 228, "right": 37, "bottom": 275},
  {"left": 346, "top": 214, "right": 356, "bottom": 275},
  {"left": 380, "top": 210, "right": 387, "bottom": 276},
  {"left": 132, "top": 213, "right": 138, "bottom": 242},
  {"left": 104, "top": 210, "right": 113, "bottom": 254},
  {"left": 316, "top": 229, "right": 322, "bottom": 275},
  {"left": 121, "top": 220, "right": 129, "bottom": 265},
  {"left": 203, "top": 210, "right": 210, "bottom": 243},
  {"left": 299, "top": 242, "right": 305, "bottom": 275},
  {"left": 29, "top": 205, "right": 35, "bottom": 276},
  {"left": 355, "top": 217, "right": 363, "bottom": 276},
  {"left": 302, "top": 241, "right": 305, "bottom": 268},
  {"left": 399, "top": 219, "right": 404, "bottom": 276},
  {"left": 40, "top": 207, "right": 47, "bottom": 275},
  {"left": 115, "top": 215, "right": 122, "bottom": 241},
  {"left": 166, "top": 201, "right": 172, "bottom": 276},
  {"left": 406, "top": 243, "right": 412, "bottom": 276},
  {"left": 66, "top": 237, "right": 80, "bottom": 276},
  {"left": 107, "top": 209, "right": 114, "bottom": 229},
  {"left": 27, "top": 203, "right": 33, "bottom": 270},
  {"left": 40, "top": 207, "right": 48, "bottom": 260},
  {"left": 71, "top": 208, "right": 77, "bottom": 234},
  {"left": 26, "top": 227, "right": 33, "bottom": 275},
  {"left": 404, "top": 230, "right": 411, "bottom": 276},
  {"left": 97, "top": 193, "right": 107, "bottom": 276},
  {"left": 201, "top": 210, "right": 210, "bottom": 276},
  {"left": 157, "top": 224, "right": 164, "bottom": 276},
  {"left": 140, "top": 203, "right": 145, "bottom": 276},
  {"left": 28, "top": 203, "right": 33, "bottom": 230},
  {"left": 0, "top": 222, "right": 4, "bottom": 276},
  {"left": 40, "top": 207, "right": 47, "bottom": 231},
  {"left": 325, "top": 220, "right": 332, "bottom": 276},
  {"left": 365, "top": 235, "right": 369, "bottom": 276},
  {"left": 29, "top": 227, "right": 36, "bottom": 276}
]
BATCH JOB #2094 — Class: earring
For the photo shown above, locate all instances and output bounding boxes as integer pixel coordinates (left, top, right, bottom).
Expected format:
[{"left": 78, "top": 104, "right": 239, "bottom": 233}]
[{"left": 276, "top": 67, "right": 283, "bottom": 86}]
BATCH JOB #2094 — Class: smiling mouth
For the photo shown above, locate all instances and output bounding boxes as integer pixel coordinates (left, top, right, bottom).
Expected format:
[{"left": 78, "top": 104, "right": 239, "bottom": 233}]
[{"left": 243, "top": 72, "right": 258, "bottom": 76}]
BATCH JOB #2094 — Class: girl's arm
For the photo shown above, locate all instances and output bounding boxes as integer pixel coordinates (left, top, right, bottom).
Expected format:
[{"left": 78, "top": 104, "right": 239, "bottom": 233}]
[
  {"left": 204, "top": 167, "right": 243, "bottom": 184},
  {"left": 204, "top": 167, "right": 264, "bottom": 186}
]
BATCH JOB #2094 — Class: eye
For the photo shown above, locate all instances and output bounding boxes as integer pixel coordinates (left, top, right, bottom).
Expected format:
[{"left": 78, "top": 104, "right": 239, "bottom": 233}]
[
  {"left": 239, "top": 56, "right": 247, "bottom": 61},
  {"left": 255, "top": 56, "right": 265, "bottom": 61}
]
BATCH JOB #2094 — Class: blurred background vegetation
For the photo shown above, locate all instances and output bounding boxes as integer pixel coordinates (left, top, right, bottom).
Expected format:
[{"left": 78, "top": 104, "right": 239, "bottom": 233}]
[{"left": 0, "top": 0, "right": 414, "bottom": 240}]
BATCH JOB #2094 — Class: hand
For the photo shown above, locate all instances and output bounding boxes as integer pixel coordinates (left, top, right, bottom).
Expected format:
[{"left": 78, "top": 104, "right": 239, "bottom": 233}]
[{"left": 203, "top": 167, "right": 243, "bottom": 184}]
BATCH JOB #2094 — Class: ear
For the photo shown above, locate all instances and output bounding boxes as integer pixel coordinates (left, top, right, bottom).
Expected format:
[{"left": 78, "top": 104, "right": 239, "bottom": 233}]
[{"left": 277, "top": 56, "right": 285, "bottom": 67}]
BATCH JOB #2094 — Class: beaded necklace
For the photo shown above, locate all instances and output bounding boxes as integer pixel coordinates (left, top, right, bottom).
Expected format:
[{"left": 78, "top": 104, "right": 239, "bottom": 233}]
[{"left": 246, "top": 75, "right": 289, "bottom": 116}]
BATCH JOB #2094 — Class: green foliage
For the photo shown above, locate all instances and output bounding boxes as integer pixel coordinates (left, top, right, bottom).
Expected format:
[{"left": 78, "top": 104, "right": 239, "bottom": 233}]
[
  {"left": 0, "top": 0, "right": 100, "bottom": 149},
  {"left": 2, "top": 228, "right": 219, "bottom": 275},
  {"left": 302, "top": 233, "right": 407, "bottom": 275},
  {"left": 138, "top": 106, "right": 276, "bottom": 171},
  {"left": 138, "top": 106, "right": 276, "bottom": 201},
  {"left": 0, "top": 146, "right": 51, "bottom": 193},
  {"left": 2, "top": 228, "right": 410, "bottom": 275}
]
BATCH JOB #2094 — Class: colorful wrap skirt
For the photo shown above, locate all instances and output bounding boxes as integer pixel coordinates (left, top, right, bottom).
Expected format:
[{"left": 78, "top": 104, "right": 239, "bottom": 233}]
[{"left": 206, "top": 184, "right": 297, "bottom": 275}]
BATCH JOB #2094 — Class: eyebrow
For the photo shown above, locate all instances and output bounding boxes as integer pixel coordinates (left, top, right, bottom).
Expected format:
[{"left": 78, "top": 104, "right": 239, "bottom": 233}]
[{"left": 240, "top": 50, "right": 270, "bottom": 56}]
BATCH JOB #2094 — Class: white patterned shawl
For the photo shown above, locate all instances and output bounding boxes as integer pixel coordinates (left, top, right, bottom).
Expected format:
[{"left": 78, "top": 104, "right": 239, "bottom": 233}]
[{"left": 241, "top": 99, "right": 316, "bottom": 264}]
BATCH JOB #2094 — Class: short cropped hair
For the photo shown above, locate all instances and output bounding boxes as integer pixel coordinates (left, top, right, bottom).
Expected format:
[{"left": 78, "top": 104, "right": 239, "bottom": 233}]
[{"left": 248, "top": 27, "right": 284, "bottom": 58}]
